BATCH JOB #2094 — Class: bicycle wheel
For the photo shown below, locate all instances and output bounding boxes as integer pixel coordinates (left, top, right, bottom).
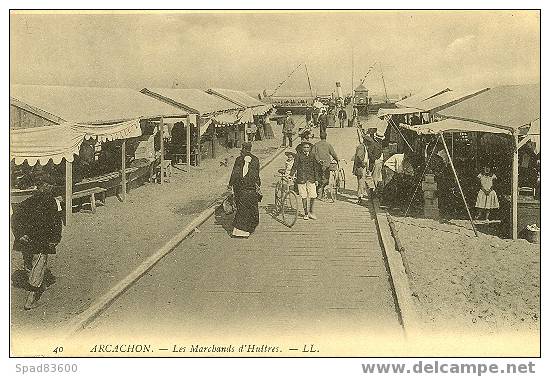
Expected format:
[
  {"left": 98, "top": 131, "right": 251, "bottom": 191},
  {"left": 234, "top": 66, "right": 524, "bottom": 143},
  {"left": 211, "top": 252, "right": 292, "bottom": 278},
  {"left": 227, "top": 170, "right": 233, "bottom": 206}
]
[
  {"left": 333, "top": 170, "right": 341, "bottom": 196},
  {"left": 274, "top": 181, "right": 283, "bottom": 213},
  {"left": 339, "top": 168, "right": 346, "bottom": 190},
  {"left": 281, "top": 191, "right": 299, "bottom": 227}
]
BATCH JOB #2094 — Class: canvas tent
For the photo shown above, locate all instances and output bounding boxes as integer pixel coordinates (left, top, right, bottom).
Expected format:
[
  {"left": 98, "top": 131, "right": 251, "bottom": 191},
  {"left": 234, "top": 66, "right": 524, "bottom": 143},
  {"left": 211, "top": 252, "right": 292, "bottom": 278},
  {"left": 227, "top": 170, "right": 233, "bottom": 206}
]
[
  {"left": 11, "top": 124, "right": 85, "bottom": 166},
  {"left": 380, "top": 88, "right": 490, "bottom": 119},
  {"left": 378, "top": 107, "right": 423, "bottom": 118},
  {"left": 140, "top": 88, "right": 246, "bottom": 162},
  {"left": 207, "top": 88, "right": 272, "bottom": 116},
  {"left": 11, "top": 85, "right": 185, "bottom": 125},
  {"left": 400, "top": 84, "right": 540, "bottom": 239},
  {"left": 10, "top": 85, "right": 189, "bottom": 223},
  {"left": 438, "top": 84, "right": 540, "bottom": 133},
  {"left": 395, "top": 88, "right": 451, "bottom": 109},
  {"left": 379, "top": 88, "right": 494, "bottom": 155},
  {"left": 413, "top": 88, "right": 490, "bottom": 113},
  {"left": 400, "top": 118, "right": 511, "bottom": 135}
]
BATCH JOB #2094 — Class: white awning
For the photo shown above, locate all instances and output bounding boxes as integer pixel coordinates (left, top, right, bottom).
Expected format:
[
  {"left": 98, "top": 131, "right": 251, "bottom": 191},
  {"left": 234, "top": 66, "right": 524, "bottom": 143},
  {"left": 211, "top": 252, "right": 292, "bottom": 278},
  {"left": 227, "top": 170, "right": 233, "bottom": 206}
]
[
  {"left": 10, "top": 124, "right": 85, "bottom": 166},
  {"left": 71, "top": 118, "right": 142, "bottom": 142},
  {"left": 378, "top": 107, "right": 422, "bottom": 118},
  {"left": 251, "top": 104, "right": 272, "bottom": 116},
  {"left": 236, "top": 108, "right": 255, "bottom": 124},
  {"left": 399, "top": 118, "right": 512, "bottom": 135},
  {"left": 213, "top": 112, "right": 238, "bottom": 125}
]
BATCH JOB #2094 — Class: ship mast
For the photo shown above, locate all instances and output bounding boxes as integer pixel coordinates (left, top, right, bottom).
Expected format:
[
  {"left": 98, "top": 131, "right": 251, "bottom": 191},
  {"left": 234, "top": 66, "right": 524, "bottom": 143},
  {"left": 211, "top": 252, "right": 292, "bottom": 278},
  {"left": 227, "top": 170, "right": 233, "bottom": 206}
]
[
  {"left": 304, "top": 63, "right": 313, "bottom": 98},
  {"left": 379, "top": 62, "right": 389, "bottom": 103},
  {"left": 351, "top": 46, "right": 354, "bottom": 97}
]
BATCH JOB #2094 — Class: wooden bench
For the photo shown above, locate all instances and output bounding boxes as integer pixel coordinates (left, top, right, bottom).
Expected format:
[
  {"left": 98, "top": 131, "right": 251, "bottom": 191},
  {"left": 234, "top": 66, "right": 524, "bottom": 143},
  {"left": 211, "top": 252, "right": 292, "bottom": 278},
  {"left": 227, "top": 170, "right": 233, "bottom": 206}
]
[{"left": 72, "top": 187, "right": 107, "bottom": 213}]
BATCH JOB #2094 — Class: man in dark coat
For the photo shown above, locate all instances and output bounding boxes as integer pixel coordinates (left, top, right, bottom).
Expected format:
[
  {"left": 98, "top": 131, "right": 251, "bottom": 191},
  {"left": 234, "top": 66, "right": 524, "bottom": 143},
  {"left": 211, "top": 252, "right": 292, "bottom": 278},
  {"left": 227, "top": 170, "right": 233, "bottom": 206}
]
[
  {"left": 291, "top": 141, "right": 320, "bottom": 220},
  {"left": 338, "top": 108, "right": 347, "bottom": 128},
  {"left": 282, "top": 111, "right": 296, "bottom": 147},
  {"left": 318, "top": 109, "right": 329, "bottom": 135},
  {"left": 11, "top": 174, "right": 63, "bottom": 309}
]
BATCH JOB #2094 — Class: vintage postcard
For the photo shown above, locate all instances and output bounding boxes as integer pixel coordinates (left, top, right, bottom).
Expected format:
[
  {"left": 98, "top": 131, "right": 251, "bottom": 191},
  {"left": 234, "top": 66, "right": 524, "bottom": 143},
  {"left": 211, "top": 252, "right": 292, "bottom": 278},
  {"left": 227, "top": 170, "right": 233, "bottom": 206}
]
[{"left": 8, "top": 9, "right": 540, "bottom": 359}]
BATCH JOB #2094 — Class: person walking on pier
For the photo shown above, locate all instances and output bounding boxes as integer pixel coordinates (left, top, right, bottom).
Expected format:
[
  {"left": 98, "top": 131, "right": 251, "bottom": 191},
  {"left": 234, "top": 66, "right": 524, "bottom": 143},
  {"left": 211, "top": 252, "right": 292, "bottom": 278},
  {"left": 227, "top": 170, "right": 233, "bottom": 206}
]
[
  {"left": 338, "top": 107, "right": 347, "bottom": 128},
  {"left": 318, "top": 108, "right": 328, "bottom": 135},
  {"left": 291, "top": 141, "right": 319, "bottom": 220},
  {"left": 353, "top": 136, "right": 371, "bottom": 204},
  {"left": 313, "top": 131, "right": 339, "bottom": 199},
  {"left": 282, "top": 110, "right": 296, "bottom": 148},
  {"left": 11, "top": 174, "right": 63, "bottom": 309},
  {"left": 228, "top": 142, "right": 261, "bottom": 238}
]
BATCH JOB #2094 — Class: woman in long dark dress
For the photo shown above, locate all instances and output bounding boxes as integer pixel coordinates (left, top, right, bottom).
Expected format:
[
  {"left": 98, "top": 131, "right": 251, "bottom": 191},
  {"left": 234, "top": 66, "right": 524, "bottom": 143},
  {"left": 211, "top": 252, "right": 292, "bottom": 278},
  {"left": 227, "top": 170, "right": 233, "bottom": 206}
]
[{"left": 229, "top": 142, "right": 261, "bottom": 238}]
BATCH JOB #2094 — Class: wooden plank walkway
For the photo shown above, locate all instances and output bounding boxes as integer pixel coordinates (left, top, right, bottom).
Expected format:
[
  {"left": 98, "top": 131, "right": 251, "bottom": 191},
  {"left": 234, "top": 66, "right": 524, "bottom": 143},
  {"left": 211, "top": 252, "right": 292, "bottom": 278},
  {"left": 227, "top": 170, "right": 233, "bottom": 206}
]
[{"left": 83, "top": 128, "right": 403, "bottom": 353}]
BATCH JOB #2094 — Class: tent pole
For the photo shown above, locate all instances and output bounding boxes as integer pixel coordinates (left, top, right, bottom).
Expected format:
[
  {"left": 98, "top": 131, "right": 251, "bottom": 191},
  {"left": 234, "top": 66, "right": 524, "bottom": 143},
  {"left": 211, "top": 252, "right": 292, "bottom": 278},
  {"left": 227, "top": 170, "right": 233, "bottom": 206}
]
[
  {"left": 512, "top": 132, "right": 519, "bottom": 239},
  {"left": 388, "top": 116, "right": 414, "bottom": 152},
  {"left": 451, "top": 133, "right": 454, "bottom": 161},
  {"left": 65, "top": 159, "right": 72, "bottom": 225},
  {"left": 517, "top": 134, "right": 531, "bottom": 149},
  {"left": 121, "top": 140, "right": 126, "bottom": 201},
  {"left": 404, "top": 140, "right": 437, "bottom": 217},
  {"left": 212, "top": 122, "right": 217, "bottom": 159},
  {"left": 440, "top": 133, "right": 478, "bottom": 237},
  {"left": 159, "top": 117, "right": 164, "bottom": 185},
  {"left": 185, "top": 115, "right": 191, "bottom": 167}
]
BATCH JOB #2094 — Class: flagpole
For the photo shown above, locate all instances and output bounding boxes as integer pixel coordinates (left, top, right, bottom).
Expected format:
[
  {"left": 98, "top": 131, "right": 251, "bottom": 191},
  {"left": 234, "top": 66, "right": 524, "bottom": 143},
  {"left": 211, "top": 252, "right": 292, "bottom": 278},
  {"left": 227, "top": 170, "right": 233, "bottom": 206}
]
[{"left": 351, "top": 46, "right": 354, "bottom": 96}]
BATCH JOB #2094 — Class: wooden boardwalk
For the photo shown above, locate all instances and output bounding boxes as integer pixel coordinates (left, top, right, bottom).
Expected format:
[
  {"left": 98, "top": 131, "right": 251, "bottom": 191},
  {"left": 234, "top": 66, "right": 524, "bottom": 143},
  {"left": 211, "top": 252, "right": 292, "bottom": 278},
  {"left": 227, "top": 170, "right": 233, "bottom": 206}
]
[{"left": 83, "top": 128, "right": 403, "bottom": 354}]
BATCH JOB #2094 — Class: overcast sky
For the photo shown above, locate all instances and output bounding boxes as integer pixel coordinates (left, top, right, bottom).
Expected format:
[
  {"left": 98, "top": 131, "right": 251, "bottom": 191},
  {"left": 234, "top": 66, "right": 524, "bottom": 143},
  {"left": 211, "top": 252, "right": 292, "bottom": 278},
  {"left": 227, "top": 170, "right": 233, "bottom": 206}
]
[{"left": 10, "top": 10, "right": 540, "bottom": 97}]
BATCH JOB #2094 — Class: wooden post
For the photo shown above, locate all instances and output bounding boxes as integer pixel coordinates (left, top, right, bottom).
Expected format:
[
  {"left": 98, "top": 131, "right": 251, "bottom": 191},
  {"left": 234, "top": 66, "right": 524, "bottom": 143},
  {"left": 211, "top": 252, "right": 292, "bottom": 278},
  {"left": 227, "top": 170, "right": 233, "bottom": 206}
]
[
  {"left": 196, "top": 117, "right": 201, "bottom": 166},
  {"left": 441, "top": 133, "right": 478, "bottom": 237},
  {"left": 451, "top": 132, "right": 454, "bottom": 161},
  {"left": 185, "top": 115, "right": 191, "bottom": 167},
  {"left": 65, "top": 159, "right": 72, "bottom": 225},
  {"left": 511, "top": 132, "right": 519, "bottom": 239},
  {"left": 474, "top": 132, "right": 479, "bottom": 171},
  {"left": 121, "top": 140, "right": 126, "bottom": 201},
  {"left": 159, "top": 117, "right": 165, "bottom": 185},
  {"left": 211, "top": 122, "right": 217, "bottom": 159}
]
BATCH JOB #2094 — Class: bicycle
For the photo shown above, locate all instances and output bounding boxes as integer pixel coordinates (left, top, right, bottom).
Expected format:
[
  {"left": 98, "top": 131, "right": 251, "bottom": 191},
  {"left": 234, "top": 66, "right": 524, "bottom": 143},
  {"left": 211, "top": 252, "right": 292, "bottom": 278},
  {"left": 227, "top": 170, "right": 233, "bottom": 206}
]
[
  {"left": 335, "top": 159, "right": 346, "bottom": 194},
  {"left": 274, "top": 169, "right": 299, "bottom": 227},
  {"left": 323, "top": 159, "right": 346, "bottom": 202}
]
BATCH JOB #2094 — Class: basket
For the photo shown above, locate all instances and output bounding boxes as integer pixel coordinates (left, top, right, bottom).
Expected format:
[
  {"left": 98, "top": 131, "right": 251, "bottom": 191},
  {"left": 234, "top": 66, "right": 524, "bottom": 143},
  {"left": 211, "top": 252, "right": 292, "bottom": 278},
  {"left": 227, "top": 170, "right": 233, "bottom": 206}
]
[{"left": 222, "top": 194, "right": 236, "bottom": 215}]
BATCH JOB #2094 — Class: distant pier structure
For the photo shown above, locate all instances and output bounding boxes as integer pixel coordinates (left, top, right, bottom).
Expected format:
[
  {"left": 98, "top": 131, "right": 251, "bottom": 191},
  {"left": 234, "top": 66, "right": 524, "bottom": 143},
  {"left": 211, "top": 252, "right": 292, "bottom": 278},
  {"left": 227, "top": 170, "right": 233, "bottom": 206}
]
[
  {"left": 264, "top": 95, "right": 315, "bottom": 115},
  {"left": 354, "top": 83, "right": 370, "bottom": 115}
]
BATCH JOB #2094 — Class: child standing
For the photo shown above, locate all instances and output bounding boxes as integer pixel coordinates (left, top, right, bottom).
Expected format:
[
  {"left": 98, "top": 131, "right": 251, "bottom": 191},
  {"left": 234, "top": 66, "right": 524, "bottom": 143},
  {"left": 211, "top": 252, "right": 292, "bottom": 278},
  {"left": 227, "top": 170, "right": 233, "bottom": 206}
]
[
  {"left": 475, "top": 165, "right": 499, "bottom": 221},
  {"left": 280, "top": 151, "right": 296, "bottom": 192}
]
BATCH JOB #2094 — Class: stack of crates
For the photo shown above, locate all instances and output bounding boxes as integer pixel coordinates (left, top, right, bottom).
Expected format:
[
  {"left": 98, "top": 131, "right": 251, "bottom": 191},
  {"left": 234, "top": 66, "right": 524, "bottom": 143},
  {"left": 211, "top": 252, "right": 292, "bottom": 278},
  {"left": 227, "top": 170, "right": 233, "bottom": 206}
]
[{"left": 422, "top": 174, "right": 439, "bottom": 219}]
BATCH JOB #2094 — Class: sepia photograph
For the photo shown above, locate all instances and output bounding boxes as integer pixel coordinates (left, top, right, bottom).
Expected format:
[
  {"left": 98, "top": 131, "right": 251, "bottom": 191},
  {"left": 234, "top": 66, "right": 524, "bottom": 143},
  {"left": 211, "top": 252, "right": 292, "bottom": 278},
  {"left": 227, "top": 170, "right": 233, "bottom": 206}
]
[{"left": 8, "top": 9, "right": 540, "bottom": 359}]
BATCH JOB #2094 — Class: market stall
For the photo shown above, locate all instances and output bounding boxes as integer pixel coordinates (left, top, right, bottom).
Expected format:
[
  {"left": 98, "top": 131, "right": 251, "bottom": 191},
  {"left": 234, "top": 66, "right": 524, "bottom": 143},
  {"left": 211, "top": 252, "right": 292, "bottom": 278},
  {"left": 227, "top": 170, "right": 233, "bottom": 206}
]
[
  {"left": 141, "top": 88, "right": 243, "bottom": 163},
  {"left": 10, "top": 85, "right": 188, "bottom": 224},
  {"left": 207, "top": 88, "right": 273, "bottom": 141},
  {"left": 399, "top": 84, "right": 540, "bottom": 239}
]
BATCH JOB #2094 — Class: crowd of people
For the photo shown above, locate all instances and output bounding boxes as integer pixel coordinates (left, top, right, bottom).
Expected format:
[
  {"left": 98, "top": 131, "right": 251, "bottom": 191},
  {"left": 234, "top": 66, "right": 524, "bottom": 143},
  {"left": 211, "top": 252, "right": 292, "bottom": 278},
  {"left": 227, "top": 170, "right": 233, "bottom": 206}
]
[
  {"left": 12, "top": 109, "right": 540, "bottom": 309},
  {"left": 227, "top": 108, "right": 541, "bottom": 242}
]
